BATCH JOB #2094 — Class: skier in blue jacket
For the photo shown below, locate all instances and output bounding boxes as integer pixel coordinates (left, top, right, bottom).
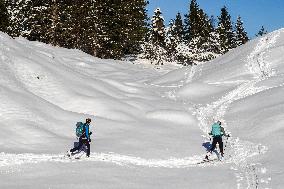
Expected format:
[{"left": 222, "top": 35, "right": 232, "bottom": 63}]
[
  {"left": 205, "top": 121, "right": 229, "bottom": 160},
  {"left": 68, "top": 118, "right": 92, "bottom": 157}
]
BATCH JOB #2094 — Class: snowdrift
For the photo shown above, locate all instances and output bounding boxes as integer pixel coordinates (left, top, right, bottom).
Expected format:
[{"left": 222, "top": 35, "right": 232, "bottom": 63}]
[
  {"left": 1, "top": 29, "right": 284, "bottom": 188},
  {"left": 152, "top": 28, "right": 284, "bottom": 188}
]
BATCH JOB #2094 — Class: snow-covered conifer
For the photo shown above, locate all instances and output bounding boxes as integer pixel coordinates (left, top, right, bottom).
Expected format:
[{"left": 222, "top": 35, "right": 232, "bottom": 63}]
[
  {"left": 217, "top": 6, "right": 237, "bottom": 53},
  {"left": 60, "top": 0, "right": 96, "bottom": 53},
  {"left": 151, "top": 8, "right": 166, "bottom": 47},
  {"left": 255, "top": 26, "right": 268, "bottom": 37},
  {"left": 184, "top": 0, "right": 200, "bottom": 41},
  {"left": 5, "top": 0, "right": 30, "bottom": 37},
  {"left": 94, "top": 0, "right": 148, "bottom": 59},
  {"left": 235, "top": 15, "right": 249, "bottom": 46},
  {"left": 173, "top": 12, "right": 184, "bottom": 43},
  {"left": 23, "top": 1, "right": 55, "bottom": 43},
  {"left": 121, "top": 0, "right": 148, "bottom": 56},
  {"left": 165, "top": 20, "right": 177, "bottom": 61},
  {"left": 186, "top": 8, "right": 220, "bottom": 61},
  {"left": 165, "top": 12, "right": 185, "bottom": 62},
  {"left": 0, "top": 0, "right": 9, "bottom": 33},
  {"left": 143, "top": 7, "right": 167, "bottom": 65}
]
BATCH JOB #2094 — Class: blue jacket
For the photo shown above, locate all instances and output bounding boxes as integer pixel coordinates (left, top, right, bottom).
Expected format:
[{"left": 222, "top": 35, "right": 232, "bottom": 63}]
[{"left": 83, "top": 123, "right": 90, "bottom": 140}]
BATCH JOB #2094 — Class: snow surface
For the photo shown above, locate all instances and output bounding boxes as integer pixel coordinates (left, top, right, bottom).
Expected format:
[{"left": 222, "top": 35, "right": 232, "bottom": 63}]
[{"left": 1, "top": 29, "right": 284, "bottom": 188}]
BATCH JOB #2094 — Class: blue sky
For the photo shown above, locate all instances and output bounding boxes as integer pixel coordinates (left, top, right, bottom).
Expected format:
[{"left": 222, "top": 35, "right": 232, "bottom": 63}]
[{"left": 147, "top": 0, "right": 284, "bottom": 38}]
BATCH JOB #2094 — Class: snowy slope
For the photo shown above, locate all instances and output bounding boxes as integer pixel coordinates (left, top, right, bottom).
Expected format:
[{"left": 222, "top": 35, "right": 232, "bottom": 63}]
[{"left": 0, "top": 29, "right": 284, "bottom": 188}]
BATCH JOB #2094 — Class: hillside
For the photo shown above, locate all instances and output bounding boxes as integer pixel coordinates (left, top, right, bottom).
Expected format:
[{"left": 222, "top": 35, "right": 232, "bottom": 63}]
[{"left": 0, "top": 29, "right": 284, "bottom": 188}]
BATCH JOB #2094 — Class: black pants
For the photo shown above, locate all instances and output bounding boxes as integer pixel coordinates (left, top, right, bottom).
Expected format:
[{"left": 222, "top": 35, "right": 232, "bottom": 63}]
[
  {"left": 70, "top": 137, "right": 90, "bottom": 156},
  {"left": 210, "top": 136, "right": 223, "bottom": 154}
]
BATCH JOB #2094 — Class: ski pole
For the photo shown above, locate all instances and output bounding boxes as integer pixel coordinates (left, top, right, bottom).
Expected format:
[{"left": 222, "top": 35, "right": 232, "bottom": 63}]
[{"left": 223, "top": 135, "right": 230, "bottom": 154}]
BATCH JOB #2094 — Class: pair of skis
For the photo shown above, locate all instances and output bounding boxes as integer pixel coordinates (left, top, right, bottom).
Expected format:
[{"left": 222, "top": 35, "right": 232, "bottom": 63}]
[
  {"left": 65, "top": 150, "right": 84, "bottom": 159},
  {"left": 197, "top": 158, "right": 220, "bottom": 165},
  {"left": 198, "top": 135, "right": 230, "bottom": 164},
  {"left": 197, "top": 153, "right": 224, "bottom": 165},
  {"left": 65, "top": 151, "right": 87, "bottom": 159}
]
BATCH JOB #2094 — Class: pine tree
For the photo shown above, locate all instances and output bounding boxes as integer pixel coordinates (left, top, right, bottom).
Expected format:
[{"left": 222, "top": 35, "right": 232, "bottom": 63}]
[
  {"left": 143, "top": 7, "right": 167, "bottom": 65},
  {"left": 151, "top": 8, "right": 166, "bottom": 47},
  {"left": 0, "top": 0, "right": 9, "bottom": 33},
  {"left": 165, "top": 20, "right": 177, "bottom": 61},
  {"left": 235, "top": 15, "right": 249, "bottom": 46},
  {"left": 93, "top": 0, "right": 148, "bottom": 59},
  {"left": 120, "top": 0, "right": 148, "bottom": 56},
  {"left": 23, "top": 0, "right": 54, "bottom": 43},
  {"left": 255, "top": 26, "right": 268, "bottom": 37},
  {"left": 5, "top": 0, "right": 96, "bottom": 53},
  {"left": 5, "top": 0, "right": 31, "bottom": 37},
  {"left": 173, "top": 12, "right": 184, "bottom": 42},
  {"left": 165, "top": 15, "right": 194, "bottom": 65},
  {"left": 186, "top": 8, "right": 220, "bottom": 61},
  {"left": 165, "top": 12, "right": 185, "bottom": 62},
  {"left": 60, "top": 0, "right": 96, "bottom": 53},
  {"left": 207, "top": 15, "right": 221, "bottom": 55},
  {"left": 182, "top": 0, "right": 221, "bottom": 62},
  {"left": 201, "top": 14, "right": 221, "bottom": 60},
  {"left": 207, "top": 30, "right": 221, "bottom": 56},
  {"left": 57, "top": 1, "right": 76, "bottom": 49},
  {"left": 184, "top": 0, "right": 200, "bottom": 41},
  {"left": 93, "top": 0, "right": 125, "bottom": 59},
  {"left": 93, "top": 0, "right": 113, "bottom": 58},
  {"left": 194, "top": 9, "right": 211, "bottom": 47},
  {"left": 217, "top": 6, "right": 236, "bottom": 53},
  {"left": 49, "top": 0, "right": 62, "bottom": 46}
]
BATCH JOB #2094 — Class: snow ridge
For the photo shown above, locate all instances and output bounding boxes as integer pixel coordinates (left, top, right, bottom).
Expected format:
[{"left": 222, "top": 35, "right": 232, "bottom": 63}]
[
  {"left": 192, "top": 31, "right": 283, "bottom": 188},
  {"left": 0, "top": 152, "right": 223, "bottom": 168},
  {"left": 246, "top": 30, "right": 281, "bottom": 78},
  {"left": 193, "top": 80, "right": 266, "bottom": 189}
]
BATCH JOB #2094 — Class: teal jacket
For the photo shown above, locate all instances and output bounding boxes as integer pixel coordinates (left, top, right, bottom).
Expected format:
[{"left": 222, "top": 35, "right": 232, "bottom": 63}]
[{"left": 209, "top": 123, "right": 226, "bottom": 137}]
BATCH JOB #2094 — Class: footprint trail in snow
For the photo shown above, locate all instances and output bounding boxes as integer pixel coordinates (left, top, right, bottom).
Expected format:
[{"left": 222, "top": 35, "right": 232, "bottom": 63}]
[{"left": 0, "top": 152, "right": 224, "bottom": 168}]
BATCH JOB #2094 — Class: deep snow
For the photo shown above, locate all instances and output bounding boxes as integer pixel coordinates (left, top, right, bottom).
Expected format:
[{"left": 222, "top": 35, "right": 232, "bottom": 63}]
[{"left": 0, "top": 29, "right": 284, "bottom": 188}]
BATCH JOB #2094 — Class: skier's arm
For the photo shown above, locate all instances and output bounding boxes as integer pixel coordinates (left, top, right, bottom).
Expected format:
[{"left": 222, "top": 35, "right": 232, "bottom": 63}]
[
  {"left": 85, "top": 125, "right": 90, "bottom": 140},
  {"left": 221, "top": 126, "right": 229, "bottom": 137}
]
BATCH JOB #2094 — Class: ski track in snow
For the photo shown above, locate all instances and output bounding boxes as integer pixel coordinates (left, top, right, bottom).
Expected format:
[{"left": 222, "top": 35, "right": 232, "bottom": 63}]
[
  {"left": 0, "top": 152, "right": 224, "bottom": 168},
  {"left": 193, "top": 31, "right": 281, "bottom": 189},
  {"left": 0, "top": 32, "right": 282, "bottom": 188},
  {"left": 246, "top": 30, "right": 281, "bottom": 78}
]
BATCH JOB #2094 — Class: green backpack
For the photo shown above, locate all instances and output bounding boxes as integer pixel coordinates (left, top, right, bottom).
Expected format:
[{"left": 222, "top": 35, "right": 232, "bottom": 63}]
[
  {"left": 76, "top": 122, "right": 85, "bottom": 137},
  {"left": 211, "top": 123, "right": 222, "bottom": 137}
]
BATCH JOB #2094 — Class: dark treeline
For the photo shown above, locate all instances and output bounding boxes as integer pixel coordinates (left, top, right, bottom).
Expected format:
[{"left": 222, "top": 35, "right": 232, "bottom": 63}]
[
  {"left": 1, "top": 0, "right": 148, "bottom": 60},
  {"left": 0, "top": 0, "right": 265, "bottom": 65}
]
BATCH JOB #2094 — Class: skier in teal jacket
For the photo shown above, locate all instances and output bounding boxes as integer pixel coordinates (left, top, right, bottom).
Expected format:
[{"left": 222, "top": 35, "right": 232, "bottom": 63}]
[{"left": 205, "top": 121, "right": 229, "bottom": 160}]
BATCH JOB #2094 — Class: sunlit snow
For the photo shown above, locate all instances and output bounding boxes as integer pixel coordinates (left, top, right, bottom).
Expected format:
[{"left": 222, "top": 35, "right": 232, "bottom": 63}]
[{"left": 1, "top": 29, "right": 284, "bottom": 188}]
